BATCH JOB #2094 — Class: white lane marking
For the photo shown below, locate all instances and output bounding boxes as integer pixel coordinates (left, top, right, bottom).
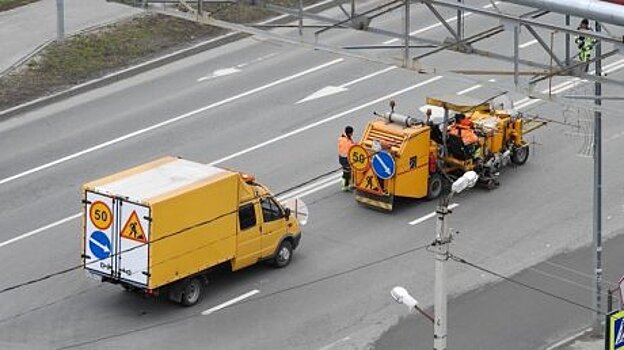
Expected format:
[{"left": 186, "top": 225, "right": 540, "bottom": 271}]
[
  {"left": 284, "top": 177, "right": 341, "bottom": 199},
  {"left": 297, "top": 86, "right": 348, "bottom": 104},
  {"left": 409, "top": 203, "right": 459, "bottom": 225},
  {"left": 0, "top": 174, "right": 338, "bottom": 249},
  {"left": 514, "top": 58, "right": 624, "bottom": 110},
  {"left": 0, "top": 77, "right": 443, "bottom": 248},
  {"left": 297, "top": 66, "right": 397, "bottom": 103},
  {"left": 383, "top": 2, "right": 500, "bottom": 44},
  {"left": 341, "top": 66, "right": 398, "bottom": 88},
  {"left": 319, "top": 336, "right": 351, "bottom": 350},
  {"left": 197, "top": 53, "right": 278, "bottom": 82},
  {"left": 209, "top": 75, "right": 444, "bottom": 165},
  {"left": 519, "top": 39, "right": 538, "bottom": 49},
  {"left": 0, "top": 213, "right": 81, "bottom": 249},
  {"left": 277, "top": 174, "right": 342, "bottom": 200},
  {"left": 197, "top": 67, "right": 241, "bottom": 82},
  {"left": 457, "top": 84, "right": 482, "bottom": 95},
  {"left": 0, "top": 59, "right": 343, "bottom": 187},
  {"left": 201, "top": 289, "right": 260, "bottom": 315}
]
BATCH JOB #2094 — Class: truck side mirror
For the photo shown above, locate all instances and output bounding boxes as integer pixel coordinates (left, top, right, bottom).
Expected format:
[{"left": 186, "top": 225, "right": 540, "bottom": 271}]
[{"left": 284, "top": 207, "right": 291, "bottom": 219}]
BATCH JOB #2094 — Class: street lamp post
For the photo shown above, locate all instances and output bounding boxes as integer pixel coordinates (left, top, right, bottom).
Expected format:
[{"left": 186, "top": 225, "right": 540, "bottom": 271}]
[
  {"left": 391, "top": 171, "right": 478, "bottom": 350},
  {"left": 433, "top": 171, "right": 478, "bottom": 350}
]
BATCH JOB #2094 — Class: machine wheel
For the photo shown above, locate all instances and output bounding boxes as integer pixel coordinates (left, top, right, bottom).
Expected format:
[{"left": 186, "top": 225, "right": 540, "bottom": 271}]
[
  {"left": 180, "top": 277, "right": 203, "bottom": 306},
  {"left": 121, "top": 284, "right": 136, "bottom": 293},
  {"left": 511, "top": 145, "right": 529, "bottom": 165},
  {"left": 486, "top": 179, "right": 498, "bottom": 190},
  {"left": 272, "top": 240, "right": 293, "bottom": 268},
  {"left": 427, "top": 173, "right": 444, "bottom": 200}
]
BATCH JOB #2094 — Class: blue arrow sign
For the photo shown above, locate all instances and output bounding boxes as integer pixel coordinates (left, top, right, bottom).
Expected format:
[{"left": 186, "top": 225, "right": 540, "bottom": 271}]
[
  {"left": 89, "top": 230, "right": 111, "bottom": 260},
  {"left": 371, "top": 150, "right": 395, "bottom": 180}
]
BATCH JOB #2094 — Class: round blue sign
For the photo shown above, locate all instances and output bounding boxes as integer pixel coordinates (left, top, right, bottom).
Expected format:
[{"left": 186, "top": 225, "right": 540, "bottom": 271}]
[
  {"left": 89, "top": 230, "right": 111, "bottom": 260},
  {"left": 371, "top": 150, "right": 396, "bottom": 180}
]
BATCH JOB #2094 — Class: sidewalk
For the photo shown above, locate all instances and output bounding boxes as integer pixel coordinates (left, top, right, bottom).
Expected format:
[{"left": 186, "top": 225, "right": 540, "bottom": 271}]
[
  {"left": 0, "top": 0, "right": 142, "bottom": 73},
  {"left": 374, "top": 233, "right": 624, "bottom": 350}
]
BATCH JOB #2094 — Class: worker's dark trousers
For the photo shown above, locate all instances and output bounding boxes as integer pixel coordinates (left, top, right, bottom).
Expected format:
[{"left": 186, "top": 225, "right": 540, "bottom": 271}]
[{"left": 339, "top": 156, "right": 351, "bottom": 187}]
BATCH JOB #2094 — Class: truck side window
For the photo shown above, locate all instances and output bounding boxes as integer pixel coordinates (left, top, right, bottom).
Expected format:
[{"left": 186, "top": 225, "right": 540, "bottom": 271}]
[
  {"left": 239, "top": 203, "right": 257, "bottom": 230},
  {"left": 261, "top": 197, "right": 283, "bottom": 222}
]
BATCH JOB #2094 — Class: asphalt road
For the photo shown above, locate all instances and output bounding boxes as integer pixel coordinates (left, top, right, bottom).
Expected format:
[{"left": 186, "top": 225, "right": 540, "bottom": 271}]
[
  {"left": 0, "top": 1, "right": 623, "bottom": 349},
  {"left": 374, "top": 227, "right": 624, "bottom": 350}
]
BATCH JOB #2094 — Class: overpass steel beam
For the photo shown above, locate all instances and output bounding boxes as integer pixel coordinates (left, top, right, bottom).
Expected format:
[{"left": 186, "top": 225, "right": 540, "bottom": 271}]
[
  {"left": 524, "top": 24, "right": 565, "bottom": 68},
  {"left": 423, "top": 0, "right": 624, "bottom": 47},
  {"left": 502, "top": 0, "right": 624, "bottom": 27}
]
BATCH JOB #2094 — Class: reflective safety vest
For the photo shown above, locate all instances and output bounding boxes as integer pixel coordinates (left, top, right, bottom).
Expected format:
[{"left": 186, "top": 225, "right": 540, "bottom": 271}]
[
  {"left": 338, "top": 134, "right": 354, "bottom": 157},
  {"left": 449, "top": 125, "right": 479, "bottom": 145},
  {"left": 575, "top": 32, "right": 596, "bottom": 63}
]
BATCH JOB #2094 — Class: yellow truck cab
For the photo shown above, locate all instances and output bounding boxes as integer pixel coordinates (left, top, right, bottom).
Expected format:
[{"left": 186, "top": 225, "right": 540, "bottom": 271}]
[{"left": 82, "top": 156, "right": 301, "bottom": 306}]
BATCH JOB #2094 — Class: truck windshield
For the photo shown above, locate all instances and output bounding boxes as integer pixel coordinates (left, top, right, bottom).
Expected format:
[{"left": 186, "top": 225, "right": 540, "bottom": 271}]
[{"left": 260, "top": 197, "right": 283, "bottom": 222}]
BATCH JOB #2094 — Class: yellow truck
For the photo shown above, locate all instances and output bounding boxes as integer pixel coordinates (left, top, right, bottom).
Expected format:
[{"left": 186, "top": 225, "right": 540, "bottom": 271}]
[
  {"left": 82, "top": 156, "right": 301, "bottom": 306},
  {"left": 351, "top": 96, "right": 545, "bottom": 210}
]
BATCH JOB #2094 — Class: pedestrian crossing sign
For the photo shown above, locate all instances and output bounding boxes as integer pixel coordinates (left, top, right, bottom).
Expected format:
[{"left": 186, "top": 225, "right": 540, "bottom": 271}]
[{"left": 607, "top": 310, "right": 624, "bottom": 350}]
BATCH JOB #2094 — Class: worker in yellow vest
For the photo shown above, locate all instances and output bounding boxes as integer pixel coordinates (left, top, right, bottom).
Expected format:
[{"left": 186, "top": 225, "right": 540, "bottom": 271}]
[
  {"left": 338, "top": 126, "right": 355, "bottom": 191},
  {"left": 575, "top": 19, "right": 596, "bottom": 73}
]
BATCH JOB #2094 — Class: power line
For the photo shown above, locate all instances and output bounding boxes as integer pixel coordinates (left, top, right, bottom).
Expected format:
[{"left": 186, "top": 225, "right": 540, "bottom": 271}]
[
  {"left": 448, "top": 253, "right": 603, "bottom": 314},
  {"left": 57, "top": 243, "right": 431, "bottom": 349}
]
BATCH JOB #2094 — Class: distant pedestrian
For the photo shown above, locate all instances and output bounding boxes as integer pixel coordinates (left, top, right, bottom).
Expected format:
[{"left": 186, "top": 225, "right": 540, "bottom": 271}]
[
  {"left": 338, "top": 126, "right": 355, "bottom": 191},
  {"left": 575, "top": 19, "right": 596, "bottom": 73}
]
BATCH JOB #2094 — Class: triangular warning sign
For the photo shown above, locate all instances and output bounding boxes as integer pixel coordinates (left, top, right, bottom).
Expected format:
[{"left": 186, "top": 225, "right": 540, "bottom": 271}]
[
  {"left": 120, "top": 211, "right": 147, "bottom": 243},
  {"left": 358, "top": 168, "right": 382, "bottom": 194}
]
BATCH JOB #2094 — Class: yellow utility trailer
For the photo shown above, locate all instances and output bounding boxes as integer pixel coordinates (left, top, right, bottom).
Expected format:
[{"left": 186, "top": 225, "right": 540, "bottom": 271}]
[
  {"left": 351, "top": 96, "right": 545, "bottom": 210},
  {"left": 82, "top": 156, "right": 301, "bottom": 306}
]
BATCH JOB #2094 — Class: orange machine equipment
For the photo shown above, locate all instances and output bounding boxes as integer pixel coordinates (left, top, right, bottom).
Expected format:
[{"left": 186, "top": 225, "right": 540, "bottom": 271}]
[{"left": 350, "top": 96, "right": 545, "bottom": 210}]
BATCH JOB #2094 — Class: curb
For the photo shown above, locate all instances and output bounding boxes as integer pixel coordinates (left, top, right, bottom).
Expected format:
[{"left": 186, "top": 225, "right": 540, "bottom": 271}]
[
  {"left": 0, "top": 30, "right": 244, "bottom": 121},
  {"left": 0, "top": 0, "right": 340, "bottom": 121}
]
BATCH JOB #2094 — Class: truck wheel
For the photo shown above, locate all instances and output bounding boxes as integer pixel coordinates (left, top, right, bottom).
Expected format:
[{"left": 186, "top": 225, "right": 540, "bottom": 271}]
[
  {"left": 511, "top": 145, "right": 529, "bottom": 165},
  {"left": 427, "top": 173, "right": 443, "bottom": 200},
  {"left": 180, "top": 278, "right": 203, "bottom": 306},
  {"left": 272, "top": 240, "right": 293, "bottom": 268}
]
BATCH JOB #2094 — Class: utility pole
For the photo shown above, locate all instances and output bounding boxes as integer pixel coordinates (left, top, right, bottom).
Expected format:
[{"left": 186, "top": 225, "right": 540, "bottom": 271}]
[
  {"left": 432, "top": 171, "right": 477, "bottom": 350},
  {"left": 592, "top": 20, "right": 603, "bottom": 337},
  {"left": 565, "top": 15, "right": 570, "bottom": 66},
  {"left": 456, "top": 0, "right": 463, "bottom": 40},
  {"left": 56, "top": 0, "right": 65, "bottom": 42},
  {"left": 403, "top": 0, "right": 410, "bottom": 68},
  {"left": 433, "top": 193, "right": 450, "bottom": 350}
]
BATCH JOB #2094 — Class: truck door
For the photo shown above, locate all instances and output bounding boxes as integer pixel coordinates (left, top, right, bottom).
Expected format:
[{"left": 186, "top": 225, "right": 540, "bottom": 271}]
[
  {"left": 83, "top": 193, "right": 150, "bottom": 287},
  {"left": 116, "top": 199, "right": 150, "bottom": 287},
  {"left": 235, "top": 201, "right": 262, "bottom": 267},
  {"left": 259, "top": 197, "right": 288, "bottom": 258},
  {"left": 84, "top": 191, "right": 116, "bottom": 278}
]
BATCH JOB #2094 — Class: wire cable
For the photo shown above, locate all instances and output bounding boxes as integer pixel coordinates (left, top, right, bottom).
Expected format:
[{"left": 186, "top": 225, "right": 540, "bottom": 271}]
[
  {"left": 57, "top": 243, "right": 431, "bottom": 349},
  {"left": 0, "top": 167, "right": 339, "bottom": 296},
  {"left": 448, "top": 252, "right": 603, "bottom": 314}
]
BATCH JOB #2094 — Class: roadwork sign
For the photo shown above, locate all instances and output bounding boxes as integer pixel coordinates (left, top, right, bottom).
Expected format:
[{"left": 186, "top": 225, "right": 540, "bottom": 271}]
[
  {"left": 358, "top": 168, "right": 381, "bottom": 193},
  {"left": 121, "top": 211, "right": 147, "bottom": 243}
]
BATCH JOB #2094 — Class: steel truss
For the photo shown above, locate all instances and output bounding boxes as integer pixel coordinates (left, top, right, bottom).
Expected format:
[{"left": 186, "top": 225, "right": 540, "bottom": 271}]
[{"left": 135, "top": 0, "right": 624, "bottom": 95}]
